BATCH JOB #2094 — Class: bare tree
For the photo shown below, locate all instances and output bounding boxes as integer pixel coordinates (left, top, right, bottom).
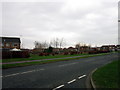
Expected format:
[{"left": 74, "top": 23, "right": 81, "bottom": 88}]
[
  {"left": 34, "top": 41, "right": 39, "bottom": 48},
  {"left": 75, "top": 43, "right": 81, "bottom": 52},
  {"left": 34, "top": 38, "right": 66, "bottom": 50},
  {"left": 42, "top": 41, "right": 49, "bottom": 49},
  {"left": 50, "top": 38, "right": 58, "bottom": 48},
  {"left": 59, "top": 38, "right": 63, "bottom": 48},
  {"left": 54, "top": 38, "right": 59, "bottom": 48},
  {"left": 50, "top": 38, "right": 66, "bottom": 48},
  {"left": 34, "top": 41, "right": 49, "bottom": 49},
  {"left": 49, "top": 40, "right": 53, "bottom": 47}
]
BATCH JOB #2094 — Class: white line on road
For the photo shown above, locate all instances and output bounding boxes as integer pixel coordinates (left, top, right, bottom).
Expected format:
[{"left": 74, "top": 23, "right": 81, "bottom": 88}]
[
  {"left": 67, "top": 79, "right": 76, "bottom": 84},
  {"left": 53, "top": 85, "right": 64, "bottom": 90},
  {"left": 53, "top": 74, "right": 86, "bottom": 89},
  {"left": 21, "top": 69, "right": 45, "bottom": 74},
  {"left": 58, "top": 62, "right": 78, "bottom": 67},
  {"left": 78, "top": 75, "right": 86, "bottom": 79},
  {"left": 36, "top": 69, "right": 45, "bottom": 71},
  {"left": 2, "top": 69, "right": 45, "bottom": 78},
  {"left": 20, "top": 70, "right": 36, "bottom": 74},
  {"left": 4, "top": 73, "right": 20, "bottom": 77}
]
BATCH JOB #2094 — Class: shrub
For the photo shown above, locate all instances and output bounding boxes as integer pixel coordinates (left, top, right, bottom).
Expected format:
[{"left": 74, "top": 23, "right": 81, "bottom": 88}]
[
  {"left": 39, "top": 53, "right": 50, "bottom": 56},
  {"left": 2, "top": 50, "right": 30, "bottom": 59}
]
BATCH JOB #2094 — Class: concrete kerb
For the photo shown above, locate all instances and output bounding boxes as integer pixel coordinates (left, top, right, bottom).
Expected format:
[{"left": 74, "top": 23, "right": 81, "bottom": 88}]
[
  {"left": 90, "top": 68, "right": 97, "bottom": 90},
  {"left": 86, "top": 68, "right": 97, "bottom": 90}
]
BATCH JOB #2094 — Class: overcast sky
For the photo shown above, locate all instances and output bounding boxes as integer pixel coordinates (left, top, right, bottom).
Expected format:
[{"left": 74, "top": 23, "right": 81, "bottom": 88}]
[{"left": 1, "top": 0, "right": 119, "bottom": 49}]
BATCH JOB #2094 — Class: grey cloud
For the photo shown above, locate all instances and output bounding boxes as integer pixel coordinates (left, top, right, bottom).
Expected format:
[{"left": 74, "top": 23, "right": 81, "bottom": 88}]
[{"left": 2, "top": 0, "right": 118, "bottom": 48}]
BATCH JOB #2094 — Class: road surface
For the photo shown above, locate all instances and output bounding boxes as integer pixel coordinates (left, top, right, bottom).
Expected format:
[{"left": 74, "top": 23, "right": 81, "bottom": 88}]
[{"left": 2, "top": 53, "right": 118, "bottom": 89}]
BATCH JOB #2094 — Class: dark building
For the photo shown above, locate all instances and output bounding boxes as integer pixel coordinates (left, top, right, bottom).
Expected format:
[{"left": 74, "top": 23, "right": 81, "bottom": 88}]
[{"left": 0, "top": 37, "right": 21, "bottom": 49}]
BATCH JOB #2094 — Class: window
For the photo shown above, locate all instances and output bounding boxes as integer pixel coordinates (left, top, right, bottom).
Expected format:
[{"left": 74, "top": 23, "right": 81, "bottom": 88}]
[
  {"left": 13, "top": 43, "right": 18, "bottom": 47},
  {"left": 2, "top": 43, "right": 4, "bottom": 47},
  {"left": 6, "top": 43, "right": 10, "bottom": 47}
]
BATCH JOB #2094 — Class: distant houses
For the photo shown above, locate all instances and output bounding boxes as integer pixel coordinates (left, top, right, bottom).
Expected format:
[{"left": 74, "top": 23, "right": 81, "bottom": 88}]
[
  {"left": 32, "top": 44, "right": 120, "bottom": 56},
  {"left": 1, "top": 36, "right": 120, "bottom": 58},
  {"left": 116, "top": 45, "right": 120, "bottom": 51},
  {"left": 101, "top": 45, "right": 117, "bottom": 52}
]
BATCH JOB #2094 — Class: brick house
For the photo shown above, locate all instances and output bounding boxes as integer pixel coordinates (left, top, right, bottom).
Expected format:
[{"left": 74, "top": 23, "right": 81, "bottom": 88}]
[
  {"left": 116, "top": 45, "right": 120, "bottom": 51},
  {"left": 0, "top": 37, "right": 21, "bottom": 49},
  {"left": 101, "top": 45, "right": 116, "bottom": 52},
  {"left": 52, "top": 48, "right": 63, "bottom": 54},
  {"left": 67, "top": 47, "right": 77, "bottom": 52}
]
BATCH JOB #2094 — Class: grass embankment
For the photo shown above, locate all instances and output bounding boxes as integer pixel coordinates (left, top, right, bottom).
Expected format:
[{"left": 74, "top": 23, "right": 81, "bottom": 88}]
[
  {"left": 1, "top": 53, "right": 112, "bottom": 69},
  {"left": 2, "top": 57, "right": 85, "bottom": 69},
  {"left": 2, "top": 53, "right": 88, "bottom": 63},
  {"left": 92, "top": 60, "right": 119, "bottom": 88},
  {"left": 2, "top": 52, "right": 115, "bottom": 63}
]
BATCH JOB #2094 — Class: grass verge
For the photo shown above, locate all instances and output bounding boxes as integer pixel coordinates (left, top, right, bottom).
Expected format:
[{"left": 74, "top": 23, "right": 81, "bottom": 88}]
[
  {"left": 92, "top": 60, "right": 119, "bottom": 88},
  {"left": 2, "top": 53, "right": 88, "bottom": 63},
  {"left": 2, "top": 52, "right": 117, "bottom": 63},
  {"left": 2, "top": 53, "right": 112, "bottom": 69}
]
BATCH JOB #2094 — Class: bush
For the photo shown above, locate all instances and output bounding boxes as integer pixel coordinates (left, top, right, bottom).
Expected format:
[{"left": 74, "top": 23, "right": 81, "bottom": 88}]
[
  {"left": 21, "top": 51, "right": 30, "bottom": 58},
  {"left": 2, "top": 50, "right": 30, "bottom": 59},
  {"left": 88, "top": 51, "right": 98, "bottom": 54},
  {"left": 70, "top": 51, "right": 77, "bottom": 55},
  {"left": 2, "top": 51, "right": 11, "bottom": 59},
  {"left": 39, "top": 53, "right": 50, "bottom": 56},
  {"left": 63, "top": 52, "right": 69, "bottom": 55}
]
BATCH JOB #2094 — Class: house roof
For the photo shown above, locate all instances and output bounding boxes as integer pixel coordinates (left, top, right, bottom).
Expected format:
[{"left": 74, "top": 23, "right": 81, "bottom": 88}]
[
  {"left": 101, "top": 45, "right": 116, "bottom": 47},
  {"left": 0, "top": 37, "right": 21, "bottom": 43}
]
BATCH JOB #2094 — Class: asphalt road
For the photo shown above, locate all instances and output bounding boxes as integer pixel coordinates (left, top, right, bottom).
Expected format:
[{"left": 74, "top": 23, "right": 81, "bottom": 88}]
[{"left": 2, "top": 53, "right": 118, "bottom": 89}]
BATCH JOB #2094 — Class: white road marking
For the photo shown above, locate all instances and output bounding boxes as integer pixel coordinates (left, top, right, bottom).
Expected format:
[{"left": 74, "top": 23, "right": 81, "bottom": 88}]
[
  {"left": 36, "top": 69, "right": 45, "bottom": 71},
  {"left": 20, "top": 70, "right": 36, "bottom": 74},
  {"left": 2, "top": 69, "right": 45, "bottom": 78},
  {"left": 53, "top": 74, "right": 86, "bottom": 89},
  {"left": 58, "top": 62, "right": 78, "bottom": 67},
  {"left": 53, "top": 85, "right": 64, "bottom": 90},
  {"left": 4, "top": 73, "right": 20, "bottom": 77},
  {"left": 67, "top": 79, "right": 76, "bottom": 84},
  {"left": 78, "top": 75, "right": 86, "bottom": 79}
]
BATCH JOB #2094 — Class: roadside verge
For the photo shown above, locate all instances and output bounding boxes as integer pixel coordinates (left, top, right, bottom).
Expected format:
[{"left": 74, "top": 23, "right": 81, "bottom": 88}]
[
  {"left": 91, "top": 60, "right": 119, "bottom": 89},
  {"left": 2, "top": 53, "right": 113, "bottom": 69}
]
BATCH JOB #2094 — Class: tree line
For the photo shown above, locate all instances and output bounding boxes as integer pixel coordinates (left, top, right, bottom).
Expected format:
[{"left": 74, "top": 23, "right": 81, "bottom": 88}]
[{"left": 34, "top": 38, "right": 66, "bottom": 49}]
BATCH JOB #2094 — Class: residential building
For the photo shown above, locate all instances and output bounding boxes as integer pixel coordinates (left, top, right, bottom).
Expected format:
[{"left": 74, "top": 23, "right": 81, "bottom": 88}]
[{"left": 0, "top": 37, "right": 21, "bottom": 49}]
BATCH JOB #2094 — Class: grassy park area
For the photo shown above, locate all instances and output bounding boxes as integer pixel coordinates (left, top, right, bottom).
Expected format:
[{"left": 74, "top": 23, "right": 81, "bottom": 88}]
[{"left": 92, "top": 60, "right": 119, "bottom": 88}]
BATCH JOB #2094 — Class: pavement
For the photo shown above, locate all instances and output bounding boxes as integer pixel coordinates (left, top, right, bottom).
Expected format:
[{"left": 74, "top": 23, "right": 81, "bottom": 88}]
[{"left": 2, "top": 53, "right": 118, "bottom": 89}]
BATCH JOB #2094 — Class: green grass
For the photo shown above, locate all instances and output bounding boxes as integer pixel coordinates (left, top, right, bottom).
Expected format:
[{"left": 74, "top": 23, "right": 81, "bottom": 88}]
[
  {"left": 2, "top": 53, "right": 111, "bottom": 69},
  {"left": 1, "top": 52, "right": 114, "bottom": 63},
  {"left": 1, "top": 53, "right": 88, "bottom": 63},
  {"left": 92, "top": 60, "right": 119, "bottom": 88},
  {"left": 2, "top": 57, "right": 80, "bottom": 69}
]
